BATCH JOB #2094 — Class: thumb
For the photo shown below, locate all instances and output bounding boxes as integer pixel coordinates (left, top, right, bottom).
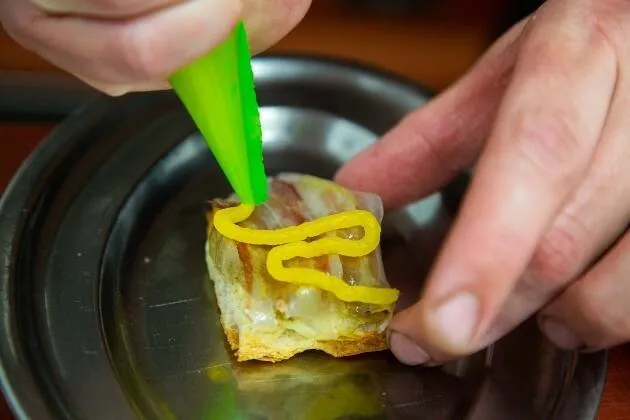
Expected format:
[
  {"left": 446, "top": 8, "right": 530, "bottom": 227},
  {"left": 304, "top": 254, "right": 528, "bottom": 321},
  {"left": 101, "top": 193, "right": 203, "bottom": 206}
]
[
  {"left": 242, "top": 0, "right": 312, "bottom": 53},
  {"left": 334, "top": 18, "right": 528, "bottom": 211}
]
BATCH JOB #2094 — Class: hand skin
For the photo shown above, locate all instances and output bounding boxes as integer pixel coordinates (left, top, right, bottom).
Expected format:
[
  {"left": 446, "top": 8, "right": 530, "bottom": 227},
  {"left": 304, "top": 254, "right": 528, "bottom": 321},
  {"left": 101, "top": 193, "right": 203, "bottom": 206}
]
[
  {"left": 337, "top": 0, "right": 630, "bottom": 364},
  {"left": 0, "top": 0, "right": 312, "bottom": 95}
]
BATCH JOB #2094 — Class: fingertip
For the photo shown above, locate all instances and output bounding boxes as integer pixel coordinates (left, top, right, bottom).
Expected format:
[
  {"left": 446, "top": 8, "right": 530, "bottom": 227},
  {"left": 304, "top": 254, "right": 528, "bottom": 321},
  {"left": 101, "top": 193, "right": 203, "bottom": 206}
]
[
  {"left": 539, "top": 316, "right": 583, "bottom": 350},
  {"left": 334, "top": 130, "right": 431, "bottom": 211},
  {"left": 431, "top": 292, "right": 480, "bottom": 350},
  {"left": 391, "top": 292, "right": 484, "bottom": 358},
  {"left": 389, "top": 331, "right": 431, "bottom": 366},
  {"left": 334, "top": 147, "right": 378, "bottom": 191}
]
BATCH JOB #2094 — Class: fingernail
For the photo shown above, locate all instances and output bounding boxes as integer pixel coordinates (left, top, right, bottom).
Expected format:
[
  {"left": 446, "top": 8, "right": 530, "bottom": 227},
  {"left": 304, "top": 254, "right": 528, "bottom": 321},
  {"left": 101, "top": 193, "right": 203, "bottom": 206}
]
[
  {"left": 433, "top": 292, "right": 479, "bottom": 349},
  {"left": 389, "top": 332, "right": 430, "bottom": 365},
  {"left": 540, "top": 317, "right": 581, "bottom": 350}
]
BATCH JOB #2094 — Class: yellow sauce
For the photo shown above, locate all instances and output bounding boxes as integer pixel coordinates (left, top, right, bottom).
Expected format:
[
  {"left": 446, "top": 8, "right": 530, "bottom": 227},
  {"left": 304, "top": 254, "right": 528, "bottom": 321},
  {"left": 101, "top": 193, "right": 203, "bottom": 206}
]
[{"left": 213, "top": 204, "right": 399, "bottom": 305}]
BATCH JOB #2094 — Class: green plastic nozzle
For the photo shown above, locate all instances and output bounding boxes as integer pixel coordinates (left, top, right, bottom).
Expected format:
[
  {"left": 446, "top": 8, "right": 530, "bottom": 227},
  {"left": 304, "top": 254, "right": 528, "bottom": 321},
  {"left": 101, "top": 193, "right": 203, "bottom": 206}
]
[{"left": 168, "top": 21, "right": 269, "bottom": 205}]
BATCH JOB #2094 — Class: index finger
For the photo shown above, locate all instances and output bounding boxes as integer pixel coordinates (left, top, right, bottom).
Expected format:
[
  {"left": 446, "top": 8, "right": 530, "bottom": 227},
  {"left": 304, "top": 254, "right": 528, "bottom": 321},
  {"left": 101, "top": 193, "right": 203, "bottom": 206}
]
[{"left": 391, "top": 4, "right": 617, "bottom": 358}]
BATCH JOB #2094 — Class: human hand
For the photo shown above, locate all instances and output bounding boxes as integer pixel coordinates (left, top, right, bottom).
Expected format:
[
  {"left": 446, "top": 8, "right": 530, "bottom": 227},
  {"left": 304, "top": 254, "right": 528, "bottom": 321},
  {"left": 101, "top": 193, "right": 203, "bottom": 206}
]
[
  {"left": 0, "top": 0, "right": 311, "bottom": 95},
  {"left": 337, "top": 0, "right": 630, "bottom": 364}
]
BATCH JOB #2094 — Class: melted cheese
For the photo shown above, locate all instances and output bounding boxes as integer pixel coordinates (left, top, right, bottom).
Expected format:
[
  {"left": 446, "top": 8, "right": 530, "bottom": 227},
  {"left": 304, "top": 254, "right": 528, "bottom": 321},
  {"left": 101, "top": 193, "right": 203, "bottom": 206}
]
[{"left": 213, "top": 204, "right": 399, "bottom": 305}]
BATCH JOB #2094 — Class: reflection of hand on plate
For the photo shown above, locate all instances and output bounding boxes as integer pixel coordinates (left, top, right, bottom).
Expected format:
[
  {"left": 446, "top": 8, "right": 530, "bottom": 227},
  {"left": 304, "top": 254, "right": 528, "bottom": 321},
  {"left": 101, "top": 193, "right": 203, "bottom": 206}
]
[
  {"left": 337, "top": 0, "right": 630, "bottom": 364},
  {"left": 0, "top": 0, "right": 311, "bottom": 95}
]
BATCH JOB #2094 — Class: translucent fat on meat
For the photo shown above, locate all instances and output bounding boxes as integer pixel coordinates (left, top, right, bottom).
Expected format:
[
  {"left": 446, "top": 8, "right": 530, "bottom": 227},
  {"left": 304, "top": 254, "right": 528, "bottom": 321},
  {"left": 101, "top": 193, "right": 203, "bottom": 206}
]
[{"left": 205, "top": 173, "right": 399, "bottom": 362}]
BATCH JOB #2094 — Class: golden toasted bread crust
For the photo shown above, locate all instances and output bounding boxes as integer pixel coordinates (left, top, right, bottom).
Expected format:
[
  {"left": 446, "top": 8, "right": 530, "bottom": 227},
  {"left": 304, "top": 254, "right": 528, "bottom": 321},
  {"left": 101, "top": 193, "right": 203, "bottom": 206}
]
[
  {"left": 220, "top": 321, "right": 388, "bottom": 363},
  {"left": 224, "top": 326, "right": 239, "bottom": 352}
]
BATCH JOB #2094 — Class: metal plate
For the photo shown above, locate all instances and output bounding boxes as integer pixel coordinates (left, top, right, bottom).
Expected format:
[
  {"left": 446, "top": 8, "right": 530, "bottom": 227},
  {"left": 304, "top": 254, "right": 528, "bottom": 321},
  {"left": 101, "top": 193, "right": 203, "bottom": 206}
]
[{"left": 0, "top": 56, "right": 606, "bottom": 420}]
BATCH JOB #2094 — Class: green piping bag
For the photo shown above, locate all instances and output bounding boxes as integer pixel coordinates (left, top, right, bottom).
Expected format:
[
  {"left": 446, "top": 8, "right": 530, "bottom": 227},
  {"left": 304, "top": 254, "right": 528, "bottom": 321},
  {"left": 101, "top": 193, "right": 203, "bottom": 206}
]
[{"left": 168, "top": 21, "right": 268, "bottom": 205}]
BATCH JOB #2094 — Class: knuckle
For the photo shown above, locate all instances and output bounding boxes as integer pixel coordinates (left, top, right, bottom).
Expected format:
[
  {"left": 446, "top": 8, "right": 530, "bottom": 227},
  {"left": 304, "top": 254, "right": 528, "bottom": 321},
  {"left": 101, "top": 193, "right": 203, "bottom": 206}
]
[
  {"left": 586, "top": 16, "right": 620, "bottom": 53},
  {"left": 521, "top": 7, "right": 620, "bottom": 73},
  {"left": 511, "top": 110, "right": 583, "bottom": 180},
  {"left": 529, "top": 213, "right": 589, "bottom": 284},
  {"left": 585, "top": 2, "right": 628, "bottom": 52}
]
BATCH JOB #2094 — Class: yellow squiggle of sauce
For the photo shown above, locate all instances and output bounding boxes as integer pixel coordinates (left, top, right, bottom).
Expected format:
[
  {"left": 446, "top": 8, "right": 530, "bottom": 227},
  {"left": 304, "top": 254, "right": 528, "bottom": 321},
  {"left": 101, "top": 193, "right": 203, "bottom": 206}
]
[{"left": 213, "top": 204, "right": 399, "bottom": 305}]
